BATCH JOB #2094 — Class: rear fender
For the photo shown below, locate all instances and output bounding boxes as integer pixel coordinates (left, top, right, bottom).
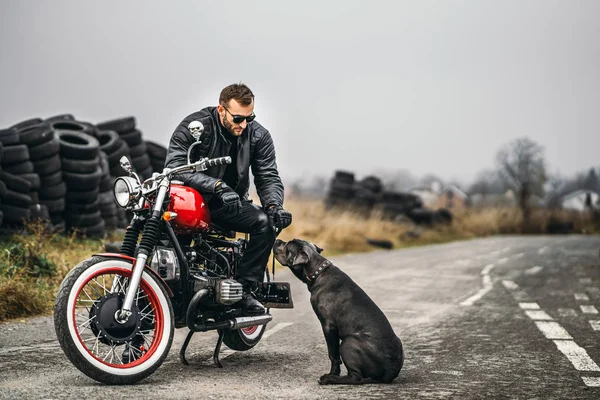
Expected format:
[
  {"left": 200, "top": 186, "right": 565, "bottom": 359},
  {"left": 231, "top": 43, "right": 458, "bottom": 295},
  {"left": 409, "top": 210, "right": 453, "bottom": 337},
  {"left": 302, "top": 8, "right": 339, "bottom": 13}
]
[{"left": 93, "top": 253, "right": 174, "bottom": 297}]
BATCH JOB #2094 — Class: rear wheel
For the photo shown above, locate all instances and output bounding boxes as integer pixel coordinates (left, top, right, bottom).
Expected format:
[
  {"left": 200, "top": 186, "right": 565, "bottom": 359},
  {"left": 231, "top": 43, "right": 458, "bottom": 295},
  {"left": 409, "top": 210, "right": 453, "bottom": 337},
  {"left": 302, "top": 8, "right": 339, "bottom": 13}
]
[
  {"left": 54, "top": 256, "right": 174, "bottom": 385},
  {"left": 221, "top": 270, "right": 270, "bottom": 351},
  {"left": 221, "top": 324, "right": 267, "bottom": 351}
]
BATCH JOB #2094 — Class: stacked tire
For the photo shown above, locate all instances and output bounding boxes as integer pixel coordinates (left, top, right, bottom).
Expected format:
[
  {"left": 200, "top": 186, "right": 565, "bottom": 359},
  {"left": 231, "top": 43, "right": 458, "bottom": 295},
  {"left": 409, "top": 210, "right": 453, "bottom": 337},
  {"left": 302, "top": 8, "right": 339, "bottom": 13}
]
[
  {"left": 377, "top": 192, "right": 423, "bottom": 220},
  {"left": 96, "top": 129, "right": 130, "bottom": 228},
  {"left": 96, "top": 117, "right": 152, "bottom": 180},
  {"left": 58, "top": 131, "right": 105, "bottom": 238},
  {"left": 21, "top": 120, "right": 66, "bottom": 231},
  {"left": 324, "top": 170, "right": 356, "bottom": 209},
  {"left": 146, "top": 141, "right": 167, "bottom": 174},
  {"left": 0, "top": 119, "right": 43, "bottom": 231},
  {"left": 350, "top": 175, "right": 383, "bottom": 215},
  {"left": 323, "top": 169, "right": 454, "bottom": 225},
  {"left": 98, "top": 152, "right": 120, "bottom": 230},
  {"left": 0, "top": 113, "right": 157, "bottom": 237}
]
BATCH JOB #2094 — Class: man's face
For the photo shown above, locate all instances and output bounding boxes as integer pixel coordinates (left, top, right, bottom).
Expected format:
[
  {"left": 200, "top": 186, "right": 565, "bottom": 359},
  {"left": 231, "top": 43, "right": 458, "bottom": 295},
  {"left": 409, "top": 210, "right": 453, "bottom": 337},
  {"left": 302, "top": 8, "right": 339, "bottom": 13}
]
[{"left": 218, "top": 99, "right": 254, "bottom": 137}]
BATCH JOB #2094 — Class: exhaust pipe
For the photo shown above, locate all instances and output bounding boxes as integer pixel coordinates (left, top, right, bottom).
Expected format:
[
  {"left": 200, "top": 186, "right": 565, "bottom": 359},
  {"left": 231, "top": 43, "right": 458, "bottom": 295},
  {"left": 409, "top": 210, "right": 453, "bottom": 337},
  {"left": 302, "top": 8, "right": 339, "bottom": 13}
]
[
  {"left": 231, "top": 314, "right": 272, "bottom": 329},
  {"left": 190, "top": 313, "right": 272, "bottom": 332}
]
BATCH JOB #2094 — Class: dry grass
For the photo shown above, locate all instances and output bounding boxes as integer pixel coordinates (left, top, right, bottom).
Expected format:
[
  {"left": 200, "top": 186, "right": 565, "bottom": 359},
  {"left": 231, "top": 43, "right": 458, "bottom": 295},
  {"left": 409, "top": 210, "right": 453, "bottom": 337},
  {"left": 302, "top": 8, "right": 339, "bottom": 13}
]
[
  {"left": 0, "top": 222, "right": 110, "bottom": 321},
  {"left": 1, "top": 199, "right": 598, "bottom": 321},
  {"left": 275, "top": 198, "right": 600, "bottom": 256}
]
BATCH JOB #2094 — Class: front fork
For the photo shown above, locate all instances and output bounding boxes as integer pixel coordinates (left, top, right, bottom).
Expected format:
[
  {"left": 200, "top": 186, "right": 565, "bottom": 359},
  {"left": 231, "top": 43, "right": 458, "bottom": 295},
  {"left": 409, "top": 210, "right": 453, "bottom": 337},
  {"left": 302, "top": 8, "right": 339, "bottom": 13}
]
[{"left": 117, "top": 181, "right": 170, "bottom": 322}]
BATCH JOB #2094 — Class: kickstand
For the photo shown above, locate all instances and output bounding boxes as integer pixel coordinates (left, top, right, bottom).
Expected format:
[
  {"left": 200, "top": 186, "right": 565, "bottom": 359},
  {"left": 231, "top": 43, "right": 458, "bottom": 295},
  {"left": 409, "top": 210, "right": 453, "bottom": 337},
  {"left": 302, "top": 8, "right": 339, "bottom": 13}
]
[
  {"left": 179, "top": 330, "right": 195, "bottom": 366},
  {"left": 213, "top": 330, "right": 225, "bottom": 368}
]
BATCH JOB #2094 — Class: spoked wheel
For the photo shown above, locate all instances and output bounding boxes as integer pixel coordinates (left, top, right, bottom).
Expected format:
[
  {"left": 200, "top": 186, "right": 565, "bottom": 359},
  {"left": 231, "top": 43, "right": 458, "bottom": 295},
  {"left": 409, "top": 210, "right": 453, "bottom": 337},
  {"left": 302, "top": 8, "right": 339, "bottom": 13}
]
[{"left": 54, "top": 256, "right": 174, "bottom": 385}]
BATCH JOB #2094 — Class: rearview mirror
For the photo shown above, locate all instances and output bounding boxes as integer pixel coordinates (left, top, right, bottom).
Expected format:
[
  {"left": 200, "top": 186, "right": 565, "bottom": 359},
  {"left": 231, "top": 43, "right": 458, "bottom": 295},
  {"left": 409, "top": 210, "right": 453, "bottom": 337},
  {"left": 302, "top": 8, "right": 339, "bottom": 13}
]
[
  {"left": 188, "top": 120, "right": 204, "bottom": 142},
  {"left": 120, "top": 156, "right": 133, "bottom": 173}
]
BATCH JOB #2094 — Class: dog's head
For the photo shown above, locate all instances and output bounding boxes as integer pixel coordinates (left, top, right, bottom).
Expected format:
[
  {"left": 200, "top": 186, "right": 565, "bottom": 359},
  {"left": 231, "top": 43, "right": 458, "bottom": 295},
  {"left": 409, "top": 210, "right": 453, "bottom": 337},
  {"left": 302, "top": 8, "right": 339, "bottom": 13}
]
[{"left": 273, "top": 239, "right": 324, "bottom": 283}]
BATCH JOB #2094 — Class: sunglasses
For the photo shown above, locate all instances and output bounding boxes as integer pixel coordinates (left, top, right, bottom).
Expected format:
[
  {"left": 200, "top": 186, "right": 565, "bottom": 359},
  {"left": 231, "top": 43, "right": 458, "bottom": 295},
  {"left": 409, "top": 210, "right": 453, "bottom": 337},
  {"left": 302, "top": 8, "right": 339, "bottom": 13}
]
[{"left": 223, "top": 106, "right": 256, "bottom": 124}]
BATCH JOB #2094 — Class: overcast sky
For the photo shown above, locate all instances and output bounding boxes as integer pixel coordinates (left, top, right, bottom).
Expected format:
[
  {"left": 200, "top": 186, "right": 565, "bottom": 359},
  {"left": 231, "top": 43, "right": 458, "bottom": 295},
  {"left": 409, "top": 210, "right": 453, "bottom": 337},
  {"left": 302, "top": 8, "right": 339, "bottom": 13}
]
[{"left": 1, "top": 1, "right": 599, "bottom": 187}]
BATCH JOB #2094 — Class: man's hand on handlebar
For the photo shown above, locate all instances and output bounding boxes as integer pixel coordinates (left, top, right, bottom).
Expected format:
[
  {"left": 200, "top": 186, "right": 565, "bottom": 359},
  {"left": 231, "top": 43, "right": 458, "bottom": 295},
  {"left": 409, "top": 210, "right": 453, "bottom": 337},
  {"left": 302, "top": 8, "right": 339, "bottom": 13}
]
[
  {"left": 214, "top": 181, "right": 242, "bottom": 215},
  {"left": 266, "top": 205, "right": 292, "bottom": 230}
]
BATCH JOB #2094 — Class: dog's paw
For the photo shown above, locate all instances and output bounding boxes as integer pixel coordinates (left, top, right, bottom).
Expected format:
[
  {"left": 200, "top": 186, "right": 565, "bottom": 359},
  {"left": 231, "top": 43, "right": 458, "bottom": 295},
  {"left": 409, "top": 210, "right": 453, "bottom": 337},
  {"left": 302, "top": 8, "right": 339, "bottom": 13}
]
[{"left": 318, "top": 374, "right": 336, "bottom": 385}]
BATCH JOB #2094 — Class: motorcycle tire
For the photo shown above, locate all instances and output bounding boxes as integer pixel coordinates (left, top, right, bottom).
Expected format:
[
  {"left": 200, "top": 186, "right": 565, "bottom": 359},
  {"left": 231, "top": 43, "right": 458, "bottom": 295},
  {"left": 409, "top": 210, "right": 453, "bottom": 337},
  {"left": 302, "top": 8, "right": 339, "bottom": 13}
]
[
  {"left": 220, "top": 323, "right": 267, "bottom": 351},
  {"left": 54, "top": 256, "right": 174, "bottom": 385}
]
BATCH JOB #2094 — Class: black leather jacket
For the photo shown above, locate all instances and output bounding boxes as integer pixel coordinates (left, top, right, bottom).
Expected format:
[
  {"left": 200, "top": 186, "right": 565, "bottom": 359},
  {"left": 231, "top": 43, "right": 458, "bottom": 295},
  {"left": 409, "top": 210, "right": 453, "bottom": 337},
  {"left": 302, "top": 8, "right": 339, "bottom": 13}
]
[{"left": 165, "top": 106, "right": 284, "bottom": 208}]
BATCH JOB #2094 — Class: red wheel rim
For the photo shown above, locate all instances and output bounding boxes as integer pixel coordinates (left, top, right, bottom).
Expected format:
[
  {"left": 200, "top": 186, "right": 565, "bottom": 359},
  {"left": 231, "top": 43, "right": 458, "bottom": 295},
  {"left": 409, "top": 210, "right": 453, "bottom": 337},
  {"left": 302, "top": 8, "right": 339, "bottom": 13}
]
[
  {"left": 241, "top": 325, "right": 259, "bottom": 335},
  {"left": 71, "top": 266, "right": 164, "bottom": 368}
]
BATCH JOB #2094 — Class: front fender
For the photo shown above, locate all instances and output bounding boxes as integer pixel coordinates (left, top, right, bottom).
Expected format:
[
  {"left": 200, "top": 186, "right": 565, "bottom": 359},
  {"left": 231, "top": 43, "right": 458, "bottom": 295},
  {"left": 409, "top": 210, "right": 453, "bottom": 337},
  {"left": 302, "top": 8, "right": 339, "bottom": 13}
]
[{"left": 93, "top": 253, "right": 174, "bottom": 297}]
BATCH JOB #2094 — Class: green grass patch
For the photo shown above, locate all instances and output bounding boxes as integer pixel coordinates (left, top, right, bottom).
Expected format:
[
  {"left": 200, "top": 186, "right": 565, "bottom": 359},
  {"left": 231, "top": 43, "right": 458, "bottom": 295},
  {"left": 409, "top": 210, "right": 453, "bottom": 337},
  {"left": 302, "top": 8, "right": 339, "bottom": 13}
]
[{"left": 0, "top": 221, "right": 122, "bottom": 321}]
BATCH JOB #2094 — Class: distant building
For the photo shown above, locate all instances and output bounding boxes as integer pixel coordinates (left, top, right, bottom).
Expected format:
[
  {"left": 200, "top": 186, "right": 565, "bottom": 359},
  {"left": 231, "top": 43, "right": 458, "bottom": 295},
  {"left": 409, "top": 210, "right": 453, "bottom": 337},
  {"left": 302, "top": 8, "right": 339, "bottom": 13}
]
[
  {"left": 438, "top": 184, "right": 468, "bottom": 209},
  {"left": 409, "top": 181, "right": 442, "bottom": 208},
  {"left": 559, "top": 189, "right": 600, "bottom": 212}
]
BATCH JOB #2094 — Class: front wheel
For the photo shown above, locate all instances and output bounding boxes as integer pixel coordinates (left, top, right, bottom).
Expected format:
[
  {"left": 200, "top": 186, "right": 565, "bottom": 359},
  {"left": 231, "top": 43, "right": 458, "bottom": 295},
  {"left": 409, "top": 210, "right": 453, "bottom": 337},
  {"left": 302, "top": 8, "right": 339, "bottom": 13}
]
[{"left": 54, "top": 256, "right": 174, "bottom": 385}]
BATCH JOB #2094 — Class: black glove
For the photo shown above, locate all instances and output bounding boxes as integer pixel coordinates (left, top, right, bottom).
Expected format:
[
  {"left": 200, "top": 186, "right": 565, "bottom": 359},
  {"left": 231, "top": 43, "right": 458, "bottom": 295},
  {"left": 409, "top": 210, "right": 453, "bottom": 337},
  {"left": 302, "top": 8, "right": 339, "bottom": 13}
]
[
  {"left": 266, "top": 205, "right": 292, "bottom": 230},
  {"left": 214, "top": 182, "right": 242, "bottom": 215}
]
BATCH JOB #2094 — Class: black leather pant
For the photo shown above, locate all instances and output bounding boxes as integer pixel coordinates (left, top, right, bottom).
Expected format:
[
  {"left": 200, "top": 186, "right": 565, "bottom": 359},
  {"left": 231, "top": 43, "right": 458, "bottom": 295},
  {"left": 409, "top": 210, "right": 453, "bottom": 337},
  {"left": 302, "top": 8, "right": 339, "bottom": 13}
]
[{"left": 209, "top": 201, "right": 275, "bottom": 284}]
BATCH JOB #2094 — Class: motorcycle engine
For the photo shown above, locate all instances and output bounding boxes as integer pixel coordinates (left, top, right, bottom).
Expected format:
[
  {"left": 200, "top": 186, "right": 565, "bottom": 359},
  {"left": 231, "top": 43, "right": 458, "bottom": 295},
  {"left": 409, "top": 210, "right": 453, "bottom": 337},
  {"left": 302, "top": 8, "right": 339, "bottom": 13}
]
[
  {"left": 191, "top": 273, "right": 243, "bottom": 305},
  {"left": 149, "top": 247, "right": 180, "bottom": 282}
]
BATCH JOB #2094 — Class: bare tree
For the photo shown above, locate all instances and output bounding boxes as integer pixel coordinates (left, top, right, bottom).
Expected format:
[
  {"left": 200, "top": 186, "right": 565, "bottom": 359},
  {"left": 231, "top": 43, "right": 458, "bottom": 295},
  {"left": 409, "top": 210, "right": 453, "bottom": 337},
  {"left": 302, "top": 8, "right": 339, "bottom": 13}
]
[
  {"left": 469, "top": 169, "right": 506, "bottom": 196},
  {"left": 583, "top": 168, "right": 600, "bottom": 193},
  {"left": 496, "top": 137, "right": 547, "bottom": 224}
]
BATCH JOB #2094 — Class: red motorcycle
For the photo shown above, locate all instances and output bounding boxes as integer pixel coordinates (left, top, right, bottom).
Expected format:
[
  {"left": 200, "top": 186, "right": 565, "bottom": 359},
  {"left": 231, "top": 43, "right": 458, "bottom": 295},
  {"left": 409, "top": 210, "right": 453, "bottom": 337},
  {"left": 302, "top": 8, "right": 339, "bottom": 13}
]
[{"left": 53, "top": 121, "right": 292, "bottom": 384}]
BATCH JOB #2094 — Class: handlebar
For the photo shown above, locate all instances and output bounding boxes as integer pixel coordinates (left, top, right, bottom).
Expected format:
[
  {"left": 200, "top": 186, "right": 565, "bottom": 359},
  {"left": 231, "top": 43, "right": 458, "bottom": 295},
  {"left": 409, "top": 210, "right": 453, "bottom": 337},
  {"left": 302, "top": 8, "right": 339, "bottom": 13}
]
[
  {"left": 205, "top": 156, "right": 232, "bottom": 168},
  {"left": 134, "top": 155, "right": 234, "bottom": 199}
]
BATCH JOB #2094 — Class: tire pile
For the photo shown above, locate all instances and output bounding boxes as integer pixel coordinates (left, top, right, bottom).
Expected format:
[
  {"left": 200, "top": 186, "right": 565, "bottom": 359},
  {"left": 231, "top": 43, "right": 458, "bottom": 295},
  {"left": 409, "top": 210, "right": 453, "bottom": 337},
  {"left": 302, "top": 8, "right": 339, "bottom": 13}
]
[
  {"left": 97, "top": 118, "right": 153, "bottom": 180},
  {"left": 324, "top": 170, "right": 452, "bottom": 225},
  {"left": 0, "top": 115, "right": 168, "bottom": 237}
]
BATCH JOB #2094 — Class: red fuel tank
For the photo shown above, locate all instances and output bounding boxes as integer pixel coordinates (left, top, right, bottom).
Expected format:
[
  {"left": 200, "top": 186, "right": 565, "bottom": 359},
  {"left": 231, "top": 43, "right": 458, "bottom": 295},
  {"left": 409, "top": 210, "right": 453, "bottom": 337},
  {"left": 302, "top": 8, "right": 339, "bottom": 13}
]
[{"left": 167, "top": 184, "right": 211, "bottom": 234}]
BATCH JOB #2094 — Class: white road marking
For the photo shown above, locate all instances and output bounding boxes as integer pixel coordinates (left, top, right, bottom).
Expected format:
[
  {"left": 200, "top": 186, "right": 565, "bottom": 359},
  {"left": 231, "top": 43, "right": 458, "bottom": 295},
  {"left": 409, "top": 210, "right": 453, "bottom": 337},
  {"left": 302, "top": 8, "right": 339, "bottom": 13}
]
[
  {"left": 558, "top": 308, "right": 578, "bottom": 317},
  {"left": 502, "top": 280, "right": 519, "bottom": 290},
  {"left": 481, "top": 264, "right": 494, "bottom": 275},
  {"left": 538, "top": 246, "right": 548, "bottom": 254},
  {"left": 582, "top": 376, "right": 600, "bottom": 387},
  {"left": 514, "top": 253, "right": 524, "bottom": 259},
  {"left": 262, "top": 322, "right": 294, "bottom": 340},
  {"left": 431, "top": 370, "right": 463, "bottom": 376},
  {"left": 497, "top": 258, "right": 509, "bottom": 265},
  {"left": 574, "top": 293, "right": 590, "bottom": 301},
  {"left": 519, "top": 302, "right": 541, "bottom": 310},
  {"left": 501, "top": 247, "right": 511, "bottom": 253},
  {"left": 581, "top": 305, "right": 599, "bottom": 314},
  {"left": 553, "top": 340, "right": 600, "bottom": 371},
  {"left": 524, "top": 266, "right": 544, "bottom": 275},
  {"left": 460, "top": 264, "right": 494, "bottom": 306},
  {"left": 587, "top": 287, "right": 600, "bottom": 294},
  {"left": 579, "top": 278, "right": 593, "bottom": 284},
  {"left": 524, "top": 310, "right": 553, "bottom": 320},
  {"left": 589, "top": 321, "right": 600, "bottom": 331},
  {"left": 219, "top": 322, "right": 294, "bottom": 361},
  {"left": 534, "top": 321, "right": 572, "bottom": 339}
]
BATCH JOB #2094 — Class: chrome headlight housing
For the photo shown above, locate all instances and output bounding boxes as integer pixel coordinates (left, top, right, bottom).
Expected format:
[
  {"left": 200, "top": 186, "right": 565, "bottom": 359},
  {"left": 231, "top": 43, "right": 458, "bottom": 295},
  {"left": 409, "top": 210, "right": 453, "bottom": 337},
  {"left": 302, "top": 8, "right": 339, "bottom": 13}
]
[{"left": 113, "top": 176, "right": 141, "bottom": 209}]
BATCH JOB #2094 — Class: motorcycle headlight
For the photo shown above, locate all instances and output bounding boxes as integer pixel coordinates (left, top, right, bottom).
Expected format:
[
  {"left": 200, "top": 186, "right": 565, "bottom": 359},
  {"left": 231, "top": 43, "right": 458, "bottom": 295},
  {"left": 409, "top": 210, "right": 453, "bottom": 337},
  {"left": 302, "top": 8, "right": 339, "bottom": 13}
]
[{"left": 113, "top": 177, "right": 141, "bottom": 208}]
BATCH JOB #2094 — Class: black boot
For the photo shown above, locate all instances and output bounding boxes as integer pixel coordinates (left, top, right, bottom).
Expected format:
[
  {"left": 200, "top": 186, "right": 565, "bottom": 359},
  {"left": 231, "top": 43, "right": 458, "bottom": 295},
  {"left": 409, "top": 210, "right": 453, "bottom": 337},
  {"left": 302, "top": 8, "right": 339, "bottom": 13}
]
[{"left": 236, "top": 280, "right": 266, "bottom": 316}]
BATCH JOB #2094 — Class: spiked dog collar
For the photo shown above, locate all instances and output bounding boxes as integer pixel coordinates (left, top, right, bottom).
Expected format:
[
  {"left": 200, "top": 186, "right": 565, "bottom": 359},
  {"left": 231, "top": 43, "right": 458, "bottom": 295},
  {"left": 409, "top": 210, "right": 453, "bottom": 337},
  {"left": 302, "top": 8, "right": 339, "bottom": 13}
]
[{"left": 306, "top": 259, "right": 332, "bottom": 283}]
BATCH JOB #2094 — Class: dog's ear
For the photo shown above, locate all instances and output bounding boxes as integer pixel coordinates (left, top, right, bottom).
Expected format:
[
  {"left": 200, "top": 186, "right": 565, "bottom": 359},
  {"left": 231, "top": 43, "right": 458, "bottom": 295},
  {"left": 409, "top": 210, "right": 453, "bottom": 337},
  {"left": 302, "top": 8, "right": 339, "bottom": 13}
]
[
  {"left": 292, "top": 250, "right": 310, "bottom": 266},
  {"left": 315, "top": 244, "right": 324, "bottom": 254}
]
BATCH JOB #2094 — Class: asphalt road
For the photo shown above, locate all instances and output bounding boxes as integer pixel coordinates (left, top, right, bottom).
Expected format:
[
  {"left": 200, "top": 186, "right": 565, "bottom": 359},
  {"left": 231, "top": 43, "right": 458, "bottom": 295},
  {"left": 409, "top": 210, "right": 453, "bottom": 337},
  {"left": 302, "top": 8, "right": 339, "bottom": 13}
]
[{"left": 1, "top": 235, "right": 600, "bottom": 399}]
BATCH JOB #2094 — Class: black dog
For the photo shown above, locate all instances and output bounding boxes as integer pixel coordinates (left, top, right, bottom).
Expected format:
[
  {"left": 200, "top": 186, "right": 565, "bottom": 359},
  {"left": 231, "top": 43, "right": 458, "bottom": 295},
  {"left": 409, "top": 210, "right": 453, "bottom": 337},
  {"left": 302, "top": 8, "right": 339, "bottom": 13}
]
[{"left": 273, "top": 239, "right": 404, "bottom": 385}]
